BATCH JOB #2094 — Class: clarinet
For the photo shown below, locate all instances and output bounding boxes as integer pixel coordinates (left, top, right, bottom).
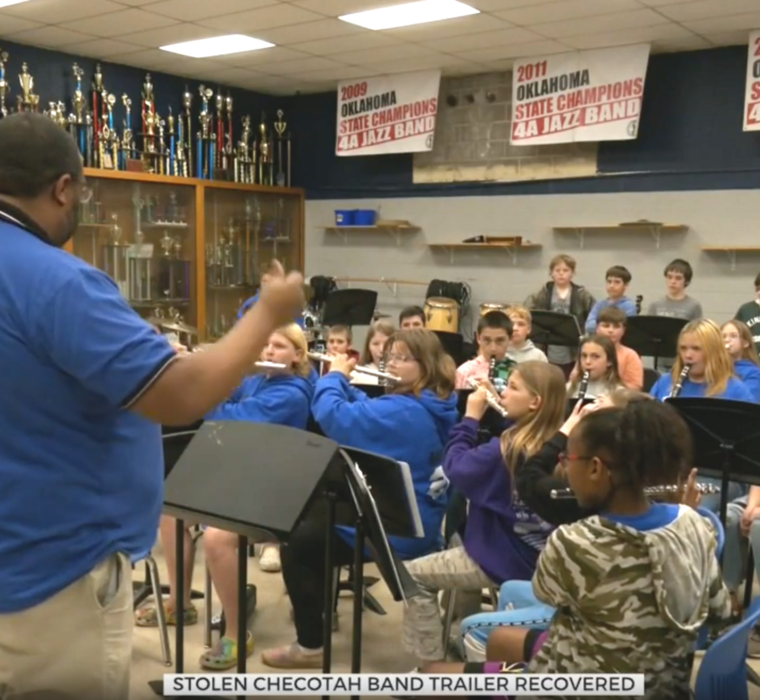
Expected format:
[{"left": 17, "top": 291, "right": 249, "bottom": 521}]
[
  {"left": 377, "top": 358, "right": 387, "bottom": 387},
  {"left": 635, "top": 295, "right": 643, "bottom": 314},
  {"left": 577, "top": 370, "right": 590, "bottom": 399},
  {"left": 668, "top": 365, "right": 691, "bottom": 398},
  {"left": 488, "top": 356, "right": 497, "bottom": 382}
]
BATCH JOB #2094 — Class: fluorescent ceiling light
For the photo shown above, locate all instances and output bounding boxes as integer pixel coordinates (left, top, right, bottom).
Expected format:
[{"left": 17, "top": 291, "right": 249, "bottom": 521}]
[
  {"left": 340, "top": 0, "right": 479, "bottom": 30},
  {"left": 0, "top": 0, "right": 33, "bottom": 7},
  {"left": 160, "top": 35, "right": 274, "bottom": 58}
]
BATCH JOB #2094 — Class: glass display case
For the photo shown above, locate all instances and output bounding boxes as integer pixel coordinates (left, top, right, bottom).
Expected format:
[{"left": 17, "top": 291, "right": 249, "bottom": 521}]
[
  {"left": 73, "top": 172, "right": 198, "bottom": 335},
  {"left": 203, "top": 184, "right": 302, "bottom": 339}
]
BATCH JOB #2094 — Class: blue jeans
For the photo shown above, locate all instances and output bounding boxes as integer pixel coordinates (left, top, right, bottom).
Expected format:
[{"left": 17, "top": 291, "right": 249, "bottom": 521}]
[
  {"left": 698, "top": 478, "right": 744, "bottom": 514},
  {"left": 723, "top": 496, "right": 760, "bottom": 593}
]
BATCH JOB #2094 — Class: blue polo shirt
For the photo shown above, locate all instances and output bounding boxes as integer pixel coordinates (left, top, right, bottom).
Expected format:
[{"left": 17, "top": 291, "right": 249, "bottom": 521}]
[{"left": 0, "top": 209, "right": 176, "bottom": 613}]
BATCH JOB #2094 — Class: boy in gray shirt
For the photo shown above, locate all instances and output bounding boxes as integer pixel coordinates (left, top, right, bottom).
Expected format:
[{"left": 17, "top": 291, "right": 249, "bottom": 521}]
[{"left": 647, "top": 259, "right": 703, "bottom": 320}]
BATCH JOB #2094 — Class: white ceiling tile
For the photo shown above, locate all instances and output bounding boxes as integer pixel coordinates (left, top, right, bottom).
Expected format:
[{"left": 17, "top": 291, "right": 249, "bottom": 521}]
[
  {"left": 0, "top": 0, "right": 124, "bottom": 23},
  {"left": 659, "top": 0, "right": 759, "bottom": 21},
  {"left": 363, "top": 56, "right": 472, "bottom": 74},
  {"left": 383, "top": 13, "right": 514, "bottom": 40},
  {"left": 422, "top": 26, "right": 546, "bottom": 52},
  {"left": 291, "top": 32, "right": 401, "bottom": 55},
  {"left": 9, "top": 26, "right": 97, "bottom": 48},
  {"left": 197, "top": 4, "right": 325, "bottom": 33},
  {"left": 117, "top": 23, "right": 218, "bottom": 48},
  {"left": 291, "top": 66, "right": 374, "bottom": 81},
  {"left": 254, "top": 18, "right": 362, "bottom": 44},
  {"left": 330, "top": 44, "right": 438, "bottom": 65},
  {"left": 215, "top": 47, "right": 314, "bottom": 66},
  {"left": 62, "top": 38, "right": 144, "bottom": 58},
  {"left": 682, "top": 12, "right": 760, "bottom": 34},
  {"left": 495, "top": 0, "right": 641, "bottom": 25},
  {"left": 563, "top": 23, "right": 695, "bottom": 49},
  {"left": 289, "top": 0, "right": 411, "bottom": 17},
  {"left": 703, "top": 29, "right": 758, "bottom": 46},
  {"left": 60, "top": 9, "right": 179, "bottom": 37},
  {"left": 455, "top": 39, "right": 571, "bottom": 62},
  {"left": 529, "top": 8, "right": 670, "bottom": 39},
  {"left": 107, "top": 0, "right": 158, "bottom": 4},
  {"left": 106, "top": 48, "right": 181, "bottom": 70},
  {"left": 441, "top": 62, "right": 488, "bottom": 75},
  {"left": 465, "top": 0, "right": 538, "bottom": 9},
  {"left": 145, "top": 0, "right": 278, "bottom": 22},
  {"left": 265, "top": 56, "right": 348, "bottom": 74},
  {"left": 0, "top": 14, "right": 42, "bottom": 34},
  {"left": 637, "top": 0, "right": 705, "bottom": 5}
]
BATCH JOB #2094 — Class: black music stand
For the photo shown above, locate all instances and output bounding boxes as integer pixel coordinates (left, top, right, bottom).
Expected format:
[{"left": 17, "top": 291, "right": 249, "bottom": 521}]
[
  {"left": 666, "top": 398, "right": 760, "bottom": 528},
  {"left": 529, "top": 311, "right": 582, "bottom": 351},
  {"left": 353, "top": 383, "right": 385, "bottom": 399},
  {"left": 623, "top": 316, "right": 687, "bottom": 369},
  {"left": 434, "top": 330, "right": 466, "bottom": 366},
  {"left": 133, "top": 422, "right": 205, "bottom": 610},
  {"left": 457, "top": 388, "right": 509, "bottom": 439},
  {"left": 322, "top": 288, "right": 377, "bottom": 327}
]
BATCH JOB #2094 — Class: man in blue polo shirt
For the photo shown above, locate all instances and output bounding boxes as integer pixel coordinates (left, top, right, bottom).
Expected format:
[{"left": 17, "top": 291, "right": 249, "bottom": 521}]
[{"left": 0, "top": 114, "right": 304, "bottom": 700}]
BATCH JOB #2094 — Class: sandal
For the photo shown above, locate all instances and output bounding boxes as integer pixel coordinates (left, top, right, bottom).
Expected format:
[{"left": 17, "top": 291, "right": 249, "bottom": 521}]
[
  {"left": 200, "top": 632, "right": 254, "bottom": 671},
  {"left": 135, "top": 603, "right": 198, "bottom": 628},
  {"left": 261, "top": 642, "right": 324, "bottom": 669}
]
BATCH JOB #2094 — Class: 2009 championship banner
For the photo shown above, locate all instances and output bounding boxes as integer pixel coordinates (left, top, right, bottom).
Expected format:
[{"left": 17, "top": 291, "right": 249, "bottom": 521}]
[
  {"left": 336, "top": 70, "right": 441, "bottom": 156},
  {"left": 743, "top": 30, "right": 760, "bottom": 131},
  {"left": 510, "top": 44, "right": 650, "bottom": 146}
]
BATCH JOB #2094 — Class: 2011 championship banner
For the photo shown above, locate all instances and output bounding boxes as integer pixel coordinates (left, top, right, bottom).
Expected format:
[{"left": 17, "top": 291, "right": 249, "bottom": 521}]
[
  {"left": 510, "top": 44, "right": 651, "bottom": 146},
  {"left": 743, "top": 30, "right": 760, "bottom": 131},
  {"left": 336, "top": 70, "right": 441, "bottom": 156}
]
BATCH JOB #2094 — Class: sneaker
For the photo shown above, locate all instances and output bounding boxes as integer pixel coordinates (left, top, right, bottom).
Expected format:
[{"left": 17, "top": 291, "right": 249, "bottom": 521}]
[
  {"left": 259, "top": 544, "right": 281, "bottom": 573},
  {"left": 199, "top": 632, "right": 254, "bottom": 671},
  {"left": 261, "top": 642, "right": 323, "bottom": 669},
  {"left": 135, "top": 603, "right": 197, "bottom": 628}
]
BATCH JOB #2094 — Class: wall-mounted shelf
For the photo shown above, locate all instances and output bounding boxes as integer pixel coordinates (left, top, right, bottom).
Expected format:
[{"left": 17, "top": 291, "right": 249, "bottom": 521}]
[
  {"left": 333, "top": 276, "right": 428, "bottom": 298},
  {"left": 553, "top": 223, "right": 688, "bottom": 249},
  {"left": 322, "top": 222, "right": 419, "bottom": 245},
  {"left": 701, "top": 246, "right": 760, "bottom": 271},
  {"left": 429, "top": 242, "right": 541, "bottom": 265}
]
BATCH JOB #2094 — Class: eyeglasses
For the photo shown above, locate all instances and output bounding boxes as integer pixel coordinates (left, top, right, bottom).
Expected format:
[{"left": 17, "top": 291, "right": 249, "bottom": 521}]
[
  {"left": 558, "top": 452, "right": 594, "bottom": 468},
  {"left": 385, "top": 353, "right": 416, "bottom": 364}
]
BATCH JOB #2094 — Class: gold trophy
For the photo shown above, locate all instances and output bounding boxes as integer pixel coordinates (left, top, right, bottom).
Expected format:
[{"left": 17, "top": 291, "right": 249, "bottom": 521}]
[
  {"left": 17, "top": 62, "right": 39, "bottom": 112},
  {"left": 258, "top": 114, "right": 271, "bottom": 187},
  {"left": 273, "top": 109, "right": 287, "bottom": 187},
  {"left": 0, "top": 49, "right": 10, "bottom": 118}
]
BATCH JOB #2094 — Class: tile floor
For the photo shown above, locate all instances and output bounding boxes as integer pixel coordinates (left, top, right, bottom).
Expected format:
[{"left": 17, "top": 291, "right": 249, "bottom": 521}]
[{"left": 130, "top": 543, "right": 760, "bottom": 700}]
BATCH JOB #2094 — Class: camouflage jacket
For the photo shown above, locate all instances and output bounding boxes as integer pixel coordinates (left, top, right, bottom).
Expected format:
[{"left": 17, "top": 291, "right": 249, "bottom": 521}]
[{"left": 527, "top": 505, "right": 731, "bottom": 699}]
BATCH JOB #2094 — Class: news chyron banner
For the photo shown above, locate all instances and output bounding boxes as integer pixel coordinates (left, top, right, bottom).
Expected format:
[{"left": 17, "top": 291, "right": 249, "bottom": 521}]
[
  {"left": 743, "top": 30, "right": 760, "bottom": 131},
  {"left": 510, "top": 44, "right": 651, "bottom": 146},
  {"left": 336, "top": 70, "right": 441, "bottom": 156}
]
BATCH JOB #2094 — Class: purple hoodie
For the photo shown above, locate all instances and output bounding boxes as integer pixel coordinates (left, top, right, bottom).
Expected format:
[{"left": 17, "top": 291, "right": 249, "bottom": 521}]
[{"left": 442, "top": 418, "right": 554, "bottom": 584}]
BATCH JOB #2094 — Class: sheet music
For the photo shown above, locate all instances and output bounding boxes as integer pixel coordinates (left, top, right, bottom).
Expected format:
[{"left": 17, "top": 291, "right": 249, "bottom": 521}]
[{"left": 397, "top": 461, "right": 425, "bottom": 538}]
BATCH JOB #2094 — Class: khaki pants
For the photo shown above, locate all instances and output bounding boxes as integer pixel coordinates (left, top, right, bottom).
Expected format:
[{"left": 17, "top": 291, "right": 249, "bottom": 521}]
[{"left": 0, "top": 552, "right": 133, "bottom": 700}]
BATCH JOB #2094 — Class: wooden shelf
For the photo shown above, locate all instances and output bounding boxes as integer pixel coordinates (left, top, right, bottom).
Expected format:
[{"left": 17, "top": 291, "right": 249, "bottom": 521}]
[
  {"left": 322, "top": 223, "right": 419, "bottom": 244},
  {"left": 553, "top": 223, "right": 688, "bottom": 249},
  {"left": 429, "top": 242, "right": 541, "bottom": 265},
  {"left": 701, "top": 246, "right": 760, "bottom": 271}
]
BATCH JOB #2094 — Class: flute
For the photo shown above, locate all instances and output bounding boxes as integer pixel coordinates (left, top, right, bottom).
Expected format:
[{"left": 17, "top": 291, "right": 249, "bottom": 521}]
[
  {"left": 668, "top": 364, "right": 691, "bottom": 398},
  {"left": 577, "top": 370, "right": 590, "bottom": 399},
  {"left": 550, "top": 483, "right": 721, "bottom": 499},
  {"left": 255, "top": 361, "right": 287, "bottom": 369},
  {"left": 467, "top": 378, "right": 509, "bottom": 418},
  {"left": 307, "top": 352, "right": 401, "bottom": 383}
]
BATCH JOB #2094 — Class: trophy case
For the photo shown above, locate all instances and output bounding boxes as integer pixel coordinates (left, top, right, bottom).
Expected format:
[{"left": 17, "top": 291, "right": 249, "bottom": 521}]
[
  {"left": 72, "top": 171, "right": 197, "bottom": 332},
  {"left": 204, "top": 183, "right": 302, "bottom": 340}
]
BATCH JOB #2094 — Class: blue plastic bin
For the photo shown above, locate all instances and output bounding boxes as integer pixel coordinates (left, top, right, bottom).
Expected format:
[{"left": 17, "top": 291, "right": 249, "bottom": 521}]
[
  {"left": 353, "top": 209, "right": 377, "bottom": 226},
  {"left": 334, "top": 210, "right": 354, "bottom": 226}
]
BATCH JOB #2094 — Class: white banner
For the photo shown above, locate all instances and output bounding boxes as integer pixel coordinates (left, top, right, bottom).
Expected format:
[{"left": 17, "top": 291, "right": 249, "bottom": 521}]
[
  {"left": 743, "top": 30, "right": 760, "bottom": 131},
  {"left": 336, "top": 70, "right": 440, "bottom": 156},
  {"left": 510, "top": 44, "right": 650, "bottom": 146}
]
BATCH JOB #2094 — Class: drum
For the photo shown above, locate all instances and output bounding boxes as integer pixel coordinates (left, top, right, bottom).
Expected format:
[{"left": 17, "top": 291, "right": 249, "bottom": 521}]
[
  {"left": 479, "top": 302, "right": 509, "bottom": 317},
  {"left": 425, "top": 297, "right": 459, "bottom": 333}
]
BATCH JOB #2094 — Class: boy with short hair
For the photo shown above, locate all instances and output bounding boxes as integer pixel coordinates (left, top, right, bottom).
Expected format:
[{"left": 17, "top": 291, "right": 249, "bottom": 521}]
[
  {"left": 505, "top": 305, "right": 548, "bottom": 364},
  {"left": 584, "top": 265, "right": 637, "bottom": 334},
  {"left": 326, "top": 325, "right": 360, "bottom": 361},
  {"left": 455, "top": 311, "right": 515, "bottom": 390},
  {"left": 594, "top": 306, "right": 643, "bottom": 390},
  {"left": 399, "top": 305, "right": 425, "bottom": 330},
  {"left": 647, "top": 259, "right": 703, "bottom": 320},
  {"left": 735, "top": 271, "right": 760, "bottom": 354}
]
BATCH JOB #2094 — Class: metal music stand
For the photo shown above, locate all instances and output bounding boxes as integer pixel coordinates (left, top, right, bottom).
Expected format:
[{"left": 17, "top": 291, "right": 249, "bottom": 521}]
[
  {"left": 322, "top": 288, "right": 377, "bottom": 327},
  {"left": 529, "top": 311, "right": 582, "bottom": 351},
  {"left": 666, "top": 398, "right": 760, "bottom": 528},
  {"left": 434, "top": 330, "right": 466, "bottom": 366},
  {"left": 623, "top": 316, "right": 687, "bottom": 370}
]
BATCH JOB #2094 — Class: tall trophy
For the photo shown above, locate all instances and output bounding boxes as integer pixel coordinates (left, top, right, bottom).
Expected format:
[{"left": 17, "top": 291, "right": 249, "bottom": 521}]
[
  {"left": 182, "top": 85, "right": 192, "bottom": 178},
  {"left": 197, "top": 85, "right": 213, "bottom": 179},
  {"left": 91, "top": 64, "right": 104, "bottom": 167},
  {"left": 129, "top": 201, "right": 152, "bottom": 303},
  {"left": 141, "top": 73, "right": 159, "bottom": 172},
  {"left": 258, "top": 113, "right": 272, "bottom": 187},
  {"left": 103, "top": 214, "right": 130, "bottom": 298},
  {"left": 122, "top": 94, "right": 136, "bottom": 169},
  {"left": 235, "top": 115, "right": 253, "bottom": 184},
  {"left": 17, "top": 62, "right": 39, "bottom": 112},
  {"left": 225, "top": 94, "right": 233, "bottom": 175},
  {"left": 0, "top": 49, "right": 10, "bottom": 118},
  {"left": 70, "top": 64, "right": 87, "bottom": 160},
  {"left": 273, "top": 109, "right": 289, "bottom": 187}
]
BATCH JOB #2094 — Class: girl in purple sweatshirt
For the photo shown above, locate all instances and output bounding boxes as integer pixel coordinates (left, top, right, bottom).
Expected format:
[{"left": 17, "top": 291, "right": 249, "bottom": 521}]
[{"left": 401, "top": 361, "right": 567, "bottom": 668}]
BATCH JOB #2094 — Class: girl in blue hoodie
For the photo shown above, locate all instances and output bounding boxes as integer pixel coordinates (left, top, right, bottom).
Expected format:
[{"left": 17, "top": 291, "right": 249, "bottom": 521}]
[
  {"left": 401, "top": 361, "right": 567, "bottom": 666},
  {"left": 722, "top": 319, "right": 760, "bottom": 402},
  {"left": 262, "top": 329, "right": 460, "bottom": 670},
  {"left": 136, "top": 323, "right": 315, "bottom": 670}
]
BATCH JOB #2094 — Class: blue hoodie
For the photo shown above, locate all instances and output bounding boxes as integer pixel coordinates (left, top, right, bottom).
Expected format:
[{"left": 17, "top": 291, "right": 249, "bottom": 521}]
[
  {"left": 206, "top": 372, "right": 314, "bottom": 428},
  {"left": 443, "top": 419, "right": 554, "bottom": 584},
  {"left": 650, "top": 373, "right": 753, "bottom": 403},
  {"left": 734, "top": 359, "right": 760, "bottom": 403},
  {"left": 237, "top": 292, "right": 305, "bottom": 328},
  {"left": 311, "top": 372, "right": 459, "bottom": 559},
  {"left": 584, "top": 296, "right": 637, "bottom": 334}
]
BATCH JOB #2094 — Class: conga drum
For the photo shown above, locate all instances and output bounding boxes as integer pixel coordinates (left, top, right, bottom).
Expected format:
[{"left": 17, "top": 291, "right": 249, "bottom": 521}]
[
  {"left": 479, "top": 302, "right": 509, "bottom": 317},
  {"left": 425, "top": 297, "right": 459, "bottom": 333}
]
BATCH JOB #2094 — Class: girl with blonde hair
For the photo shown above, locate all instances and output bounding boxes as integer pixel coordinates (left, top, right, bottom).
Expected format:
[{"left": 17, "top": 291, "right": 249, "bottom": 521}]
[
  {"left": 721, "top": 319, "right": 760, "bottom": 402},
  {"left": 401, "top": 361, "right": 567, "bottom": 667}
]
